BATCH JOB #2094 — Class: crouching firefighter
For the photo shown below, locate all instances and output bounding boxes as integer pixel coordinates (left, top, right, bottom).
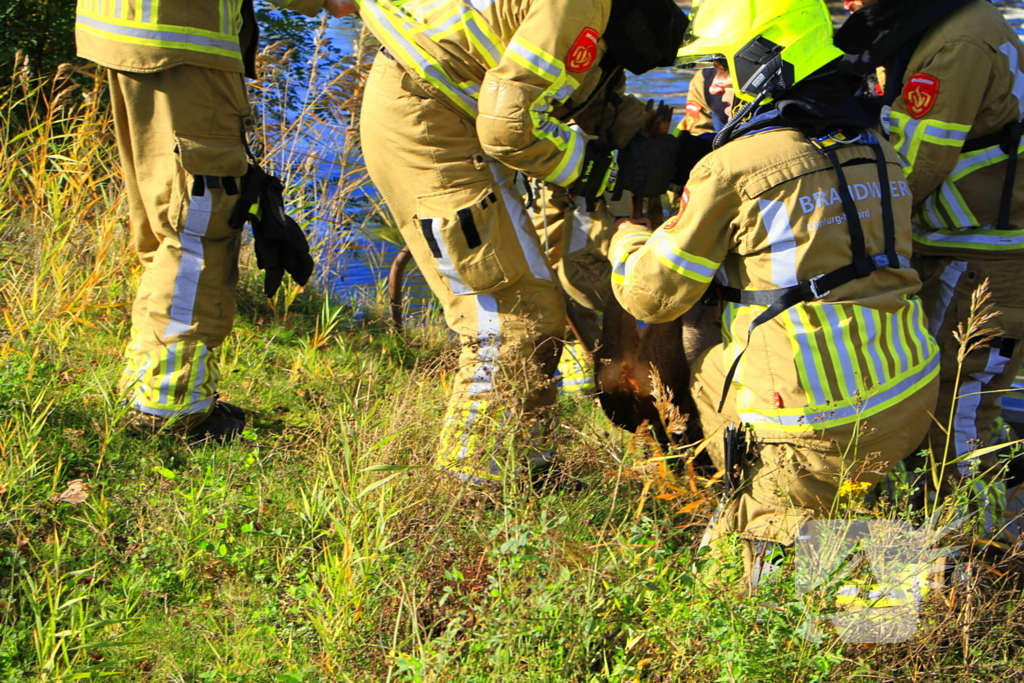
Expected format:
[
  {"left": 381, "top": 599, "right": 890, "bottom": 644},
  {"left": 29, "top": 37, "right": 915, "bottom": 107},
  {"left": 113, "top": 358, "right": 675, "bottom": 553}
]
[
  {"left": 837, "top": 0, "right": 1024, "bottom": 545},
  {"left": 75, "top": 0, "right": 342, "bottom": 441},
  {"left": 345, "top": 0, "right": 704, "bottom": 488},
  {"left": 609, "top": 0, "right": 939, "bottom": 592}
]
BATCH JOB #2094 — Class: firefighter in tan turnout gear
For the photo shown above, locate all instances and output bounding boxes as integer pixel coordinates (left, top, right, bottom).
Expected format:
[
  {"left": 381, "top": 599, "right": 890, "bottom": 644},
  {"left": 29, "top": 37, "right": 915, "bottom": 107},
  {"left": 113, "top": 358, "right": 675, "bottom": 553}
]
[
  {"left": 837, "top": 0, "right": 1024, "bottom": 543},
  {"left": 346, "top": 0, "right": 702, "bottom": 487},
  {"left": 75, "top": 0, "right": 349, "bottom": 440},
  {"left": 611, "top": 0, "right": 939, "bottom": 591},
  {"left": 534, "top": 71, "right": 645, "bottom": 397}
]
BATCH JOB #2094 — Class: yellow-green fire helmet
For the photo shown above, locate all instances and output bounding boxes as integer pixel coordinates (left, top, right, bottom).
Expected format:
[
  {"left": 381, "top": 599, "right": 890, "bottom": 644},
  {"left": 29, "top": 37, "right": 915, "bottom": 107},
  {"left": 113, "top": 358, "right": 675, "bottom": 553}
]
[{"left": 676, "top": 0, "right": 843, "bottom": 103}]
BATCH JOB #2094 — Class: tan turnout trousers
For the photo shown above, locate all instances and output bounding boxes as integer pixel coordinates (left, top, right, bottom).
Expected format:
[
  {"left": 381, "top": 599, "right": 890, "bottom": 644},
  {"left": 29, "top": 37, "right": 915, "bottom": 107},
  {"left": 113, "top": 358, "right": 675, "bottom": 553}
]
[
  {"left": 110, "top": 65, "right": 250, "bottom": 420},
  {"left": 361, "top": 52, "right": 566, "bottom": 484},
  {"left": 693, "top": 346, "right": 938, "bottom": 547},
  {"left": 914, "top": 255, "right": 1024, "bottom": 541}
]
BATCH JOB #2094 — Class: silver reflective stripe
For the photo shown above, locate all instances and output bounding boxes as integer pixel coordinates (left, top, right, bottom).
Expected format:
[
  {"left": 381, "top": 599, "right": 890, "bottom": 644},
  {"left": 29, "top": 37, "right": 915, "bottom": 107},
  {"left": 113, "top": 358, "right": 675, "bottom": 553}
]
[
  {"left": 787, "top": 308, "right": 827, "bottom": 405},
  {"left": 923, "top": 124, "right": 968, "bottom": 144},
  {"left": 76, "top": 14, "right": 240, "bottom": 53},
  {"left": 507, "top": 39, "right": 561, "bottom": 82},
  {"left": 140, "top": 0, "right": 153, "bottom": 23},
  {"left": 758, "top": 199, "right": 798, "bottom": 287},
  {"left": 954, "top": 345, "right": 1012, "bottom": 473},
  {"left": 860, "top": 308, "right": 887, "bottom": 386},
  {"left": 158, "top": 344, "right": 177, "bottom": 408},
  {"left": 360, "top": 1, "right": 479, "bottom": 116},
  {"left": 895, "top": 117, "right": 922, "bottom": 161},
  {"left": 427, "top": 217, "right": 472, "bottom": 295},
  {"left": 165, "top": 188, "right": 213, "bottom": 338},
  {"left": 467, "top": 0, "right": 496, "bottom": 10},
  {"left": 570, "top": 196, "right": 591, "bottom": 253},
  {"left": 490, "top": 161, "right": 553, "bottom": 281},
  {"left": 913, "top": 224, "right": 1024, "bottom": 247},
  {"left": 939, "top": 181, "right": 974, "bottom": 228},
  {"left": 221, "top": 0, "right": 232, "bottom": 36},
  {"left": 821, "top": 304, "right": 859, "bottom": 398},
  {"left": 547, "top": 132, "right": 586, "bottom": 186},
  {"left": 928, "top": 260, "right": 967, "bottom": 337},
  {"left": 463, "top": 12, "right": 502, "bottom": 67},
  {"left": 136, "top": 395, "right": 215, "bottom": 418},
  {"left": 739, "top": 353, "right": 939, "bottom": 427},
  {"left": 190, "top": 345, "right": 209, "bottom": 405},
  {"left": 999, "top": 41, "right": 1024, "bottom": 118},
  {"left": 467, "top": 294, "right": 501, "bottom": 395}
]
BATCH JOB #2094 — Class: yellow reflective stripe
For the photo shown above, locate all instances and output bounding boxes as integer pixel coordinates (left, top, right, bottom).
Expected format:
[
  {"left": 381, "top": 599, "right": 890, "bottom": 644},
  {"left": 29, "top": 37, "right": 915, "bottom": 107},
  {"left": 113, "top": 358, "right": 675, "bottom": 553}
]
[
  {"left": 357, "top": 0, "right": 478, "bottom": 118},
  {"left": 816, "top": 305, "right": 860, "bottom": 400},
  {"left": 506, "top": 36, "right": 563, "bottom": 83},
  {"left": 890, "top": 111, "right": 970, "bottom": 173},
  {"left": 76, "top": 9, "right": 240, "bottom": 57},
  {"left": 421, "top": 5, "right": 462, "bottom": 41},
  {"left": 544, "top": 132, "right": 586, "bottom": 185},
  {"left": 503, "top": 34, "right": 588, "bottom": 184},
  {"left": 781, "top": 310, "right": 824, "bottom": 404},
  {"left": 127, "top": 342, "right": 218, "bottom": 416},
  {"left": 739, "top": 354, "right": 939, "bottom": 433},
  {"left": 913, "top": 224, "right": 1024, "bottom": 249},
  {"left": 462, "top": 12, "right": 503, "bottom": 69},
  {"left": 937, "top": 177, "right": 978, "bottom": 228},
  {"left": 791, "top": 305, "right": 831, "bottom": 404},
  {"left": 610, "top": 230, "right": 653, "bottom": 284},
  {"left": 651, "top": 236, "right": 719, "bottom": 283},
  {"left": 852, "top": 307, "right": 884, "bottom": 389},
  {"left": 901, "top": 298, "right": 927, "bottom": 368}
]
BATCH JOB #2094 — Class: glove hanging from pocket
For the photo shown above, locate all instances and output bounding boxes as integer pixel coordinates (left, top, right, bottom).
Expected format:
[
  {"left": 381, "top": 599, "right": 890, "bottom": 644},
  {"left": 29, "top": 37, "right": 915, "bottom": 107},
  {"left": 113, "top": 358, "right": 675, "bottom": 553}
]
[{"left": 230, "top": 163, "right": 315, "bottom": 297}]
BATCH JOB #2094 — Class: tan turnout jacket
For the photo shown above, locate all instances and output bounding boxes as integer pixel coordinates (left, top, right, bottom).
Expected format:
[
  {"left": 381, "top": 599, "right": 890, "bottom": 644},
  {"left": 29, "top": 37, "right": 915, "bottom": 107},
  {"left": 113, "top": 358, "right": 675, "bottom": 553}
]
[
  {"left": 354, "top": 0, "right": 644, "bottom": 187},
  {"left": 885, "top": 0, "right": 1024, "bottom": 255},
  {"left": 610, "top": 127, "right": 939, "bottom": 435},
  {"left": 76, "top": 0, "right": 325, "bottom": 74}
]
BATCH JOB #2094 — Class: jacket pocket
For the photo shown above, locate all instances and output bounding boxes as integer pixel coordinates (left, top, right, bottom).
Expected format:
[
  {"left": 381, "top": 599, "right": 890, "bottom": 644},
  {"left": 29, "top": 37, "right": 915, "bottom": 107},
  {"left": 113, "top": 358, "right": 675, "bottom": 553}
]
[
  {"left": 169, "top": 132, "right": 249, "bottom": 232},
  {"left": 415, "top": 184, "right": 528, "bottom": 294}
]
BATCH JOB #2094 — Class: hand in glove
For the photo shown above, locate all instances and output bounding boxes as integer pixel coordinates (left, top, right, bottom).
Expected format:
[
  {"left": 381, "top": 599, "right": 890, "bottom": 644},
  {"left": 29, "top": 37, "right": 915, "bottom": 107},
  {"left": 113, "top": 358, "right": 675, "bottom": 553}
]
[
  {"left": 568, "top": 139, "right": 618, "bottom": 208},
  {"left": 672, "top": 131, "right": 714, "bottom": 187},
  {"left": 230, "top": 164, "right": 315, "bottom": 297},
  {"left": 616, "top": 133, "right": 680, "bottom": 198}
]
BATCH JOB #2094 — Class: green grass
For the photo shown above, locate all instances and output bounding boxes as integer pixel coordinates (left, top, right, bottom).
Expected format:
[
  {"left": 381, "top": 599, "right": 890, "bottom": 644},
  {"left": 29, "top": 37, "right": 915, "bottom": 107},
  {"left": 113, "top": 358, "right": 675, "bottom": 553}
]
[{"left": 2, "top": 42, "right": 1023, "bottom": 683}]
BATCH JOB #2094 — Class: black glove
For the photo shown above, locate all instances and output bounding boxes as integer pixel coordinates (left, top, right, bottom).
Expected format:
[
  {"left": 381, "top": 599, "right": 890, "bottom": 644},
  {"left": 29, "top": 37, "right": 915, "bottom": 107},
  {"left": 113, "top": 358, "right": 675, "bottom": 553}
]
[
  {"left": 617, "top": 133, "right": 679, "bottom": 198},
  {"left": 568, "top": 139, "right": 617, "bottom": 210},
  {"left": 230, "top": 164, "right": 315, "bottom": 297},
  {"left": 673, "top": 131, "right": 714, "bottom": 187}
]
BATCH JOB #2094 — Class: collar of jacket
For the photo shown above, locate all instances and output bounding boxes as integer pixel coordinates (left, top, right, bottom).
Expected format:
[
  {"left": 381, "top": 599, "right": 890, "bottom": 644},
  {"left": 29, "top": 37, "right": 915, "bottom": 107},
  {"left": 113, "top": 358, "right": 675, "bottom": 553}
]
[
  {"left": 714, "top": 65, "right": 876, "bottom": 149},
  {"left": 713, "top": 106, "right": 789, "bottom": 149},
  {"left": 834, "top": 0, "right": 974, "bottom": 74}
]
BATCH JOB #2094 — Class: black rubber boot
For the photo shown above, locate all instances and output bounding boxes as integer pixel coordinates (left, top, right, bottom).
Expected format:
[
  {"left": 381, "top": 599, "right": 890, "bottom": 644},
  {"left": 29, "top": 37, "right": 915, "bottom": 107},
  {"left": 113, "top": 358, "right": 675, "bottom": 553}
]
[{"left": 185, "top": 402, "right": 247, "bottom": 443}]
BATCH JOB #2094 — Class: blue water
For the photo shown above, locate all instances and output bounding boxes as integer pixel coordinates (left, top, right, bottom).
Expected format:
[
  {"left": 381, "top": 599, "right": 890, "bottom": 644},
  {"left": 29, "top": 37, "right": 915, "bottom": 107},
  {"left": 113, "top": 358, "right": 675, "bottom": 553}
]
[{"left": 309, "top": 1, "right": 1024, "bottom": 312}]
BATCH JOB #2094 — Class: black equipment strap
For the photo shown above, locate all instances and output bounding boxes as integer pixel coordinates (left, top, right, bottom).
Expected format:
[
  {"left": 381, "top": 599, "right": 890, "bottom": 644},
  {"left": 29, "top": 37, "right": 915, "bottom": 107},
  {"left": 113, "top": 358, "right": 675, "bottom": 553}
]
[
  {"left": 713, "top": 132, "right": 900, "bottom": 412},
  {"left": 999, "top": 122, "right": 1023, "bottom": 231}
]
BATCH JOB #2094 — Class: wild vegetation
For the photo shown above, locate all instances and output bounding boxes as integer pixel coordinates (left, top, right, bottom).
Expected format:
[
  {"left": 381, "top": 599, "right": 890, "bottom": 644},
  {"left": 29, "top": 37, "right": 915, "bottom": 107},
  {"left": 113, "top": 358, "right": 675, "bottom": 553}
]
[{"left": 1, "top": 14, "right": 1023, "bottom": 683}]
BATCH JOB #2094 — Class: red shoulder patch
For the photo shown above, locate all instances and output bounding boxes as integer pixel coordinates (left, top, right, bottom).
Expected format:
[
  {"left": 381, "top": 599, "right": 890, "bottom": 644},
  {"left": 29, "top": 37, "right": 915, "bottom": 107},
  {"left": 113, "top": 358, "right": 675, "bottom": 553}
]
[
  {"left": 566, "top": 28, "right": 600, "bottom": 73},
  {"left": 903, "top": 73, "right": 940, "bottom": 119},
  {"left": 663, "top": 189, "right": 690, "bottom": 232}
]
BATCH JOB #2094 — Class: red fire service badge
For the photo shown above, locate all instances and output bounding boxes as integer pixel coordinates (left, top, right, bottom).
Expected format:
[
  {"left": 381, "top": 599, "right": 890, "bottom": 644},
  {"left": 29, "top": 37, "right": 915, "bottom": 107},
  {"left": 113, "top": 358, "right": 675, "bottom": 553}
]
[
  {"left": 903, "top": 73, "right": 940, "bottom": 119},
  {"left": 567, "top": 28, "right": 600, "bottom": 73}
]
